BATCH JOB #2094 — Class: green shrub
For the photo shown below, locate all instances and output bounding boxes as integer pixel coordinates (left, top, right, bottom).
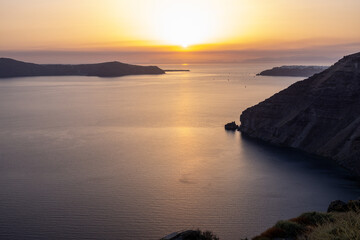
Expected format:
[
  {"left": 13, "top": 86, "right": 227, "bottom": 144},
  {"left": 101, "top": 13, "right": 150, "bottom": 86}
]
[
  {"left": 298, "top": 211, "right": 360, "bottom": 240},
  {"left": 252, "top": 220, "right": 306, "bottom": 239},
  {"left": 290, "top": 211, "right": 333, "bottom": 226},
  {"left": 347, "top": 200, "right": 360, "bottom": 213},
  {"left": 200, "top": 230, "right": 219, "bottom": 240},
  {"left": 274, "top": 220, "right": 306, "bottom": 237},
  {"left": 180, "top": 230, "right": 219, "bottom": 240},
  {"left": 252, "top": 226, "right": 285, "bottom": 239}
]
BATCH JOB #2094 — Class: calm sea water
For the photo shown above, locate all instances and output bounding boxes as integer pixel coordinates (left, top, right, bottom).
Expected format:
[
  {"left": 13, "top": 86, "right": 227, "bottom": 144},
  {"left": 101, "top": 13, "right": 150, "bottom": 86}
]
[{"left": 0, "top": 63, "right": 359, "bottom": 240}]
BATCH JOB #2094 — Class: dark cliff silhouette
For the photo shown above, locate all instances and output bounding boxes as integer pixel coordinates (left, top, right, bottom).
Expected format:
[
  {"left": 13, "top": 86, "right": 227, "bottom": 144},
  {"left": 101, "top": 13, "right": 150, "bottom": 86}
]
[
  {"left": 0, "top": 58, "right": 165, "bottom": 78},
  {"left": 240, "top": 52, "right": 360, "bottom": 175}
]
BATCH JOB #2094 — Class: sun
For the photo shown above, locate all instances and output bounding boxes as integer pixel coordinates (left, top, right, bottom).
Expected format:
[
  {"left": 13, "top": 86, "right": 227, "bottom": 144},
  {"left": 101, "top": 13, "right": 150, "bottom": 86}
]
[{"left": 154, "top": 1, "right": 217, "bottom": 48}]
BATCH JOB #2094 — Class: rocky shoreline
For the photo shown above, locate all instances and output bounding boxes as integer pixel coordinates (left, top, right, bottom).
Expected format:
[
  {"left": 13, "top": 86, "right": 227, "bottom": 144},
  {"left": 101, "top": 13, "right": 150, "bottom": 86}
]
[{"left": 238, "top": 52, "right": 360, "bottom": 176}]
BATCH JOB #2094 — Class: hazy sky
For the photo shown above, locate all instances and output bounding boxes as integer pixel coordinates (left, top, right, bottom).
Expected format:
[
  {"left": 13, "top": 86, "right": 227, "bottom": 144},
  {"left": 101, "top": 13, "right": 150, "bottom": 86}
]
[{"left": 1, "top": 0, "right": 359, "bottom": 63}]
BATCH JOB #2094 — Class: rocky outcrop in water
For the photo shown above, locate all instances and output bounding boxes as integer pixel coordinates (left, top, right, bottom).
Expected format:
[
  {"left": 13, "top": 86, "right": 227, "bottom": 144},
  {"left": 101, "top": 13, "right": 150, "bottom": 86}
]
[
  {"left": 240, "top": 52, "right": 360, "bottom": 175},
  {"left": 224, "top": 121, "right": 239, "bottom": 131},
  {"left": 257, "top": 65, "right": 328, "bottom": 77},
  {"left": 0, "top": 58, "right": 165, "bottom": 78}
]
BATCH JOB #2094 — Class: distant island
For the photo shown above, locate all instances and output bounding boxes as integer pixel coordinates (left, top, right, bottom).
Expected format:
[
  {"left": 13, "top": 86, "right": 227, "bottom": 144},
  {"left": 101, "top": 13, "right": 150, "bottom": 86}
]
[
  {"left": 0, "top": 58, "right": 165, "bottom": 78},
  {"left": 257, "top": 65, "right": 328, "bottom": 77},
  {"left": 239, "top": 52, "right": 360, "bottom": 176}
]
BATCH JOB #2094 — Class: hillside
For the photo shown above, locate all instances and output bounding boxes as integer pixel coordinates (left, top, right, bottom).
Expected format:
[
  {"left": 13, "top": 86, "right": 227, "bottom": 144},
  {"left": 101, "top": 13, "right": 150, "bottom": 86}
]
[
  {"left": 0, "top": 58, "right": 165, "bottom": 78},
  {"left": 257, "top": 65, "right": 328, "bottom": 77},
  {"left": 240, "top": 52, "right": 360, "bottom": 175}
]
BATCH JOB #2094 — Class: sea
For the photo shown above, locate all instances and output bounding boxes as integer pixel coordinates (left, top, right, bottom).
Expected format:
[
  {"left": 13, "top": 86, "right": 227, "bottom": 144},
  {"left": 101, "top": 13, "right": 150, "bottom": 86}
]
[{"left": 0, "top": 63, "right": 359, "bottom": 240}]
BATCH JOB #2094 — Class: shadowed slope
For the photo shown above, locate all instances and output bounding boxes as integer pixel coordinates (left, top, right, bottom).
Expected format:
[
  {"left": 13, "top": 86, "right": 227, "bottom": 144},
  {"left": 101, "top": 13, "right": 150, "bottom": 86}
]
[{"left": 240, "top": 52, "right": 360, "bottom": 175}]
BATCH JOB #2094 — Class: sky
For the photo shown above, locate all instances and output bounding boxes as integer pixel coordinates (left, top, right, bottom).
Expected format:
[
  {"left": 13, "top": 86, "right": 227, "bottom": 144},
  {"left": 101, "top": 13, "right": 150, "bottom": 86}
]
[{"left": 0, "top": 0, "right": 360, "bottom": 64}]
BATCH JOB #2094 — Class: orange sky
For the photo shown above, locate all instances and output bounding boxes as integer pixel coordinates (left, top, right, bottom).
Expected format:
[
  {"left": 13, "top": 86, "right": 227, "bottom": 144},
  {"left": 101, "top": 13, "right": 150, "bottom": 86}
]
[{"left": 0, "top": 0, "right": 359, "bottom": 63}]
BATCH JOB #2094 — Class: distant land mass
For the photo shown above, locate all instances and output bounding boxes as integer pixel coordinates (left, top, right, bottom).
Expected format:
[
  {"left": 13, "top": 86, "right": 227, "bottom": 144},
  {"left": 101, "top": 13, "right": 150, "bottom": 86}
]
[
  {"left": 240, "top": 52, "right": 360, "bottom": 176},
  {"left": 257, "top": 65, "right": 329, "bottom": 77},
  {"left": 163, "top": 69, "right": 190, "bottom": 72},
  {"left": 0, "top": 58, "right": 165, "bottom": 78}
]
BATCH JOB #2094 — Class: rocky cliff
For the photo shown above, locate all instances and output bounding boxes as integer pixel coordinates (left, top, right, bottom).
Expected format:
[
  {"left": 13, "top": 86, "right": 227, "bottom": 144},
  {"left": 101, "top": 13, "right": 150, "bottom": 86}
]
[
  {"left": 257, "top": 65, "right": 328, "bottom": 77},
  {"left": 0, "top": 58, "right": 165, "bottom": 78},
  {"left": 239, "top": 52, "right": 360, "bottom": 175}
]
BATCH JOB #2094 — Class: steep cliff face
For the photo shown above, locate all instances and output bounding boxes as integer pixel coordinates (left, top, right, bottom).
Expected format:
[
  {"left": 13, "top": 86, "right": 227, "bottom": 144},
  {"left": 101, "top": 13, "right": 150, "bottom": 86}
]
[{"left": 240, "top": 52, "right": 360, "bottom": 175}]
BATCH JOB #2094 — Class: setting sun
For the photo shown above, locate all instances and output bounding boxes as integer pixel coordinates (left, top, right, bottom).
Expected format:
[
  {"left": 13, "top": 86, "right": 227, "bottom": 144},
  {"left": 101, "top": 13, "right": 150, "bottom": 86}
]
[{"left": 152, "top": 1, "right": 219, "bottom": 47}]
